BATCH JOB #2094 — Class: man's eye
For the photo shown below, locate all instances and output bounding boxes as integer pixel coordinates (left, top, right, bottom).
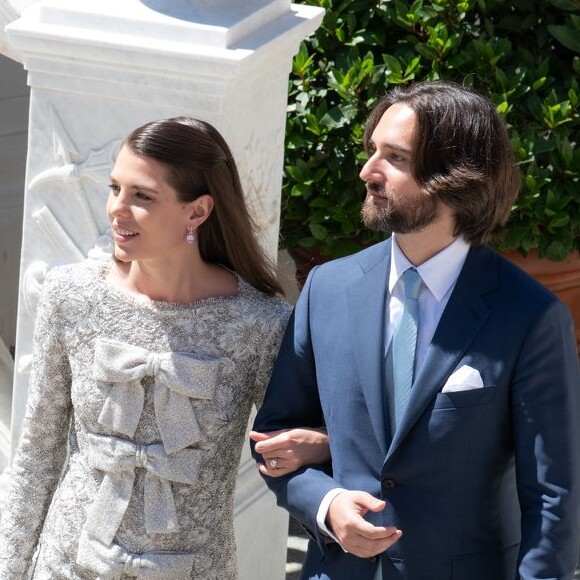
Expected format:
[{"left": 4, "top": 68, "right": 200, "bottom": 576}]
[
  {"left": 136, "top": 192, "right": 152, "bottom": 201},
  {"left": 108, "top": 184, "right": 120, "bottom": 194}
]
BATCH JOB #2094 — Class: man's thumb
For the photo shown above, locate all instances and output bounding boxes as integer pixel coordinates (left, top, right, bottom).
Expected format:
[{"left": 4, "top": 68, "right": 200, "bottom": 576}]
[{"left": 360, "top": 494, "right": 386, "bottom": 513}]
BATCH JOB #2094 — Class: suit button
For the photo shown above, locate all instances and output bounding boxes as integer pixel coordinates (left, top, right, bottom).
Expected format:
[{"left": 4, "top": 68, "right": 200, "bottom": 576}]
[{"left": 382, "top": 478, "right": 396, "bottom": 490}]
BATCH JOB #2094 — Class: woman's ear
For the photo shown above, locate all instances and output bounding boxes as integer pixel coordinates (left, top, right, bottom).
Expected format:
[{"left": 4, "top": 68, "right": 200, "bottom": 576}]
[{"left": 188, "top": 194, "right": 214, "bottom": 229}]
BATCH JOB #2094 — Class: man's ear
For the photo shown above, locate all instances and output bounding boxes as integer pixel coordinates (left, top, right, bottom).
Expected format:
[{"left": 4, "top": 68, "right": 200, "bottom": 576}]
[{"left": 188, "top": 194, "right": 214, "bottom": 229}]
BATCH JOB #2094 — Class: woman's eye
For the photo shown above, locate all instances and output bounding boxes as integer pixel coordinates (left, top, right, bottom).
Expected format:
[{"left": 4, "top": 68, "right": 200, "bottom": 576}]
[
  {"left": 108, "top": 184, "right": 120, "bottom": 194},
  {"left": 136, "top": 192, "right": 152, "bottom": 201}
]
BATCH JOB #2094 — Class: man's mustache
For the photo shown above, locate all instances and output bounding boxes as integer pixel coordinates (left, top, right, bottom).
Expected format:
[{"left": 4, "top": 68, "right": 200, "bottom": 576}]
[{"left": 366, "top": 182, "right": 388, "bottom": 196}]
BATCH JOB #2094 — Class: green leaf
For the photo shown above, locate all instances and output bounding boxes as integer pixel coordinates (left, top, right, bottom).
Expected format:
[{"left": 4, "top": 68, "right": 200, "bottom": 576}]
[
  {"left": 548, "top": 24, "right": 580, "bottom": 53},
  {"left": 309, "top": 223, "right": 329, "bottom": 241},
  {"left": 383, "top": 55, "right": 403, "bottom": 77},
  {"left": 414, "top": 43, "right": 440, "bottom": 61},
  {"left": 544, "top": 240, "right": 571, "bottom": 261},
  {"left": 560, "top": 137, "right": 574, "bottom": 168},
  {"left": 496, "top": 101, "right": 509, "bottom": 114},
  {"left": 309, "top": 198, "right": 330, "bottom": 208},
  {"left": 495, "top": 68, "right": 508, "bottom": 91},
  {"left": 532, "top": 77, "right": 547, "bottom": 91},
  {"left": 298, "top": 237, "right": 319, "bottom": 249},
  {"left": 524, "top": 174, "right": 537, "bottom": 190},
  {"left": 546, "top": 0, "right": 580, "bottom": 11}
]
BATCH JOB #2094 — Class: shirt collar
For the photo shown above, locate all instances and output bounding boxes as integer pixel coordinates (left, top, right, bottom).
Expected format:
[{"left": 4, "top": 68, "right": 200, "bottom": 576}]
[{"left": 389, "top": 234, "right": 470, "bottom": 302}]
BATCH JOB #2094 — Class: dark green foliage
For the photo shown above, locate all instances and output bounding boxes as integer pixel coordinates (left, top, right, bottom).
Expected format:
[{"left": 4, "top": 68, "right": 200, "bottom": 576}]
[{"left": 282, "top": 0, "right": 580, "bottom": 260}]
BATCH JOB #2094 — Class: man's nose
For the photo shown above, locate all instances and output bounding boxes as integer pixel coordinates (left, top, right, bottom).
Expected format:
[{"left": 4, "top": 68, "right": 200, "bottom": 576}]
[{"left": 359, "top": 157, "right": 377, "bottom": 182}]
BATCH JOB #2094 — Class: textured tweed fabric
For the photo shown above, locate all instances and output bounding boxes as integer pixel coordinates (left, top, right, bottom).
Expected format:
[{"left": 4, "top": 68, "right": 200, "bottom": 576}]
[{"left": 0, "top": 260, "right": 290, "bottom": 579}]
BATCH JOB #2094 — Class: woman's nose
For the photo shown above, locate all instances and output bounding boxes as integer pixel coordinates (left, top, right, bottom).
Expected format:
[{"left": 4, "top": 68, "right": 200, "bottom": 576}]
[{"left": 108, "top": 191, "right": 128, "bottom": 217}]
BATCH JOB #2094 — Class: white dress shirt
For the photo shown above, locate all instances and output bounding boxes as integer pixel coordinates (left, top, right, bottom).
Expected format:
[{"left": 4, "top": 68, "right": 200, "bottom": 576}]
[
  {"left": 387, "top": 234, "right": 470, "bottom": 371},
  {"left": 316, "top": 235, "right": 470, "bottom": 576}
]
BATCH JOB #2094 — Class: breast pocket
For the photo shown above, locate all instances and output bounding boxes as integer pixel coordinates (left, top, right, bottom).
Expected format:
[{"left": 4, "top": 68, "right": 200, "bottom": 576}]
[
  {"left": 433, "top": 385, "right": 497, "bottom": 410},
  {"left": 428, "top": 386, "right": 500, "bottom": 445}
]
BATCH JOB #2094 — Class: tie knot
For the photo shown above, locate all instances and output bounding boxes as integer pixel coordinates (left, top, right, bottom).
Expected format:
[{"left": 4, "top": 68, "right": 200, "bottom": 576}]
[{"left": 402, "top": 268, "right": 422, "bottom": 300}]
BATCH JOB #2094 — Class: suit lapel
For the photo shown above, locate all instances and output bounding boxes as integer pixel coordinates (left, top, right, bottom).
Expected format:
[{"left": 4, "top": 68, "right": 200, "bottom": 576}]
[
  {"left": 386, "top": 246, "right": 497, "bottom": 459},
  {"left": 347, "top": 240, "right": 391, "bottom": 456}
]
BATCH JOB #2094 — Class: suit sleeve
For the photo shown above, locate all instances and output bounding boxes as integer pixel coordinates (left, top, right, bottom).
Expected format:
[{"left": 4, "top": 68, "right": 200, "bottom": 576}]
[
  {"left": 512, "top": 298, "right": 580, "bottom": 579},
  {"left": 0, "top": 269, "right": 72, "bottom": 579},
  {"left": 252, "top": 268, "right": 341, "bottom": 553}
]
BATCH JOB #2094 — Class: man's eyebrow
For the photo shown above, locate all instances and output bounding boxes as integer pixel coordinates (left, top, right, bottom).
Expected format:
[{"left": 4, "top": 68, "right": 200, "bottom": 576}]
[
  {"left": 367, "top": 138, "right": 411, "bottom": 153},
  {"left": 378, "top": 141, "right": 412, "bottom": 153}
]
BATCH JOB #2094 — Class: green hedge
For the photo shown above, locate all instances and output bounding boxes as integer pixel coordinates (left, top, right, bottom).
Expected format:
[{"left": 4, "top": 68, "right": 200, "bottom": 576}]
[{"left": 281, "top": 0, "right": 580, "bottom": 260}]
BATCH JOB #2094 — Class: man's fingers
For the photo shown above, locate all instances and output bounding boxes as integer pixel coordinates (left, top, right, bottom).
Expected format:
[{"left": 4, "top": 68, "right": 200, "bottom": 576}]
[
  {"left": 353, "top": 519, "right": 395, "bottom": 540},
  {"left": 346, "top": 491, "right": 386, "bottom": 515},
  {"left": 326, "top": 490, "right": 402, "bottom": 557},
  {"left": 344, "top": 528, "right": 403, "bottom": 558},
  {"left": 362, "top": 497, "right": 387, "bottom": 513},
  {"left": 334, "top": 508, "right": 393, "bottom": 542}
]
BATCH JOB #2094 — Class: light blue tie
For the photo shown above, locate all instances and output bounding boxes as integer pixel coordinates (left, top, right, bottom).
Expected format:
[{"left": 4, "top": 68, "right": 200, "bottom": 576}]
[{"left": 387, "top": 268, "right": 422, "bottom": 433}]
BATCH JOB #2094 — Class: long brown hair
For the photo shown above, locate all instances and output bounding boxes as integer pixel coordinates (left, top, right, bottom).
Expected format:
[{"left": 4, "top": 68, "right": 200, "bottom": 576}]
[
  {"left": 124, "top": 117, "right": 283, "bottom": 296},
  {"left": 364, "top": 80, "right": 521, "bottom": 245}
]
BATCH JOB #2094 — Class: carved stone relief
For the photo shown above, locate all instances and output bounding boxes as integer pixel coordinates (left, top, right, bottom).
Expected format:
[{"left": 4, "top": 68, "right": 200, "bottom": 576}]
[{"left": 16, "top": 104, "right": 120, "bottom": 379}]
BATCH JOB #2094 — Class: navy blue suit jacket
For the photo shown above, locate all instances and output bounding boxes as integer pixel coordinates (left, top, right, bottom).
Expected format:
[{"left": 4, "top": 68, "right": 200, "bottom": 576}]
[{"left": 253, "top": 239, "right": 580, "bottom": 580}]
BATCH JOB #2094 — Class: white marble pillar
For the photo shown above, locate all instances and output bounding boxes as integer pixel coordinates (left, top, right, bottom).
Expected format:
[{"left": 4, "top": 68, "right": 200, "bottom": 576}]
[
  {"left": 0, "top": 51, "right": 29, "bottom": 492},
  {"left": 1, "top": 1, "right": 323, "bottom": 577}
]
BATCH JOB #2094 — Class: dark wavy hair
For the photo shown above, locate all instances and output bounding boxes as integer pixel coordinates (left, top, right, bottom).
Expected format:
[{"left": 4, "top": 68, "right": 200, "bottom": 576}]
[
  {"left": 364, "top": 80, "right": 521, "bottom": 245},
  {"left": 124, "top": 117, "right": 283, "bottom": 296}
]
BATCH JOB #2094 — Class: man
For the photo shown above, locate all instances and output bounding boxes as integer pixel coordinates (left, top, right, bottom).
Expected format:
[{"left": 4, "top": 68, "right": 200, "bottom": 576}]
[{"left": 252, "top": 80, "right": 580, "bottom": 579}]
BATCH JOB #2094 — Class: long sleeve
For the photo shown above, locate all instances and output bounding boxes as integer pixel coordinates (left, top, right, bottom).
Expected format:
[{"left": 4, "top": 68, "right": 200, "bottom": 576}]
[
  {"left": 0, "top": 269, "right": 72, "bottom": 579},
  {"left": 253, "top": 271, "right": 341, "bottom": 552},
  {"left": 512, "top": 298, "right": 580, "bottom": 579},
  {"left": 251, "top": 307, "right": 291, "bottom": 408}
]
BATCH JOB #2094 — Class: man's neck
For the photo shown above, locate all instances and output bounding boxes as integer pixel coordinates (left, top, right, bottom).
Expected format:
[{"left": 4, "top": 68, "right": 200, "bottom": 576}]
[{"left": 394, "top": 207, "right": 458, "bottom": 266}]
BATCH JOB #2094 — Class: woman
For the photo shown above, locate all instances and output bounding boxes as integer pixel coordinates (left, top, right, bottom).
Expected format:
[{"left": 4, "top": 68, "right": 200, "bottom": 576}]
[{"left": 0, "top": 117, "right": 328, "bottom": 579}]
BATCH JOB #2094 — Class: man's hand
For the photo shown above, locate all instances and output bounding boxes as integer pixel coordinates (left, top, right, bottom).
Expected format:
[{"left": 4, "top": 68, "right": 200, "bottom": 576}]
[
  {"left": 250, "top": 428, "right": 330, "bottom": 478},
  {"left": 327, "top": 491, "right": 402, "bottom": 557}
]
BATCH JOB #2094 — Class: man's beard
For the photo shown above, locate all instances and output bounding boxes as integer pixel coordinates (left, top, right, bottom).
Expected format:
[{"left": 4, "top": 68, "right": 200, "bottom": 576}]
[{"left": 361, "top": 184, "right": 439, "bottom": 233}]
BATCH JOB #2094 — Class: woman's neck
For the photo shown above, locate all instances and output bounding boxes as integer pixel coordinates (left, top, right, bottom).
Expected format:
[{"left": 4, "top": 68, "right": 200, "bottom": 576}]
[{"left": 110, "top": 255, "right": 238, "bottom": 304}]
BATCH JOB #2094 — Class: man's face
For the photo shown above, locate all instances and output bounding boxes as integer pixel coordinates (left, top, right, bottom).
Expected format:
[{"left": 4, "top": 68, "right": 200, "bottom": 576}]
[{"left": 359, "top": 103, "right": 439, "bottom": 233}]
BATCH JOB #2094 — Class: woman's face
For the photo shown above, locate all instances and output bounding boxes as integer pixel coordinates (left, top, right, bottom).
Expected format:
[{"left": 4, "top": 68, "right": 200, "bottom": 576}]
[{"left": 107, "top": 145, "right": 194, "bottom": 264}]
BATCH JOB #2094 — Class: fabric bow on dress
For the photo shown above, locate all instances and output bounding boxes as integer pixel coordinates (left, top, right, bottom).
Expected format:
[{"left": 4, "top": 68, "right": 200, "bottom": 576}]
[
  {"left": 82, "top": 433, "right": 203, "bottom": 545},
  {"left": 77, "top": 531, "right": 195, "bottom": 580},
  {"left": 78, "top": 339, "right": 232, "bottom": 575},
  {"left": 93, "top": 338, "right": 229, "bottom": 454}
]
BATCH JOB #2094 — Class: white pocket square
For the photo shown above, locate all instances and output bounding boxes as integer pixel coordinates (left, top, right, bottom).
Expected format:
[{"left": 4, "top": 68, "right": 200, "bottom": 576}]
[{"left": 441, "top": 365, "right": 484, "bottom": 393}]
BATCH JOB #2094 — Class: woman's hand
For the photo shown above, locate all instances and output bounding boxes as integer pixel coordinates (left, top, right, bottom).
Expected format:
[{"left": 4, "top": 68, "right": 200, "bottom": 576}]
[{"left": 249, "top": 428, "right": 330, "bottom": 478}]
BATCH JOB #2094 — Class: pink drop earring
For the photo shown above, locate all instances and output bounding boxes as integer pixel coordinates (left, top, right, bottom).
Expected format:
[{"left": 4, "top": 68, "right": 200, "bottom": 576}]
[{"left": 186, "top": 227, "right": 195, "bottom": 244}]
